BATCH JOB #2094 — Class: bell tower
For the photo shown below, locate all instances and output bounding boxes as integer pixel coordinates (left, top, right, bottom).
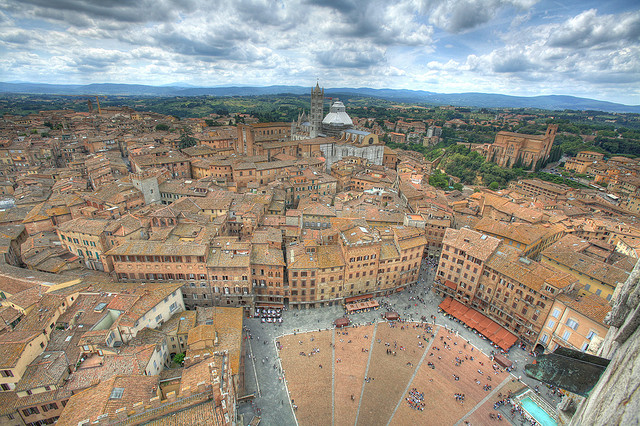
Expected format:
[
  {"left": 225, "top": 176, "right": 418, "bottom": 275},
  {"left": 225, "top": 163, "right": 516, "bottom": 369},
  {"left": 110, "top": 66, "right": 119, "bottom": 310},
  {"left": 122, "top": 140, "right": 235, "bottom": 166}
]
[{"left": 310, "top": 81, "right": 324, "bottom": 138}]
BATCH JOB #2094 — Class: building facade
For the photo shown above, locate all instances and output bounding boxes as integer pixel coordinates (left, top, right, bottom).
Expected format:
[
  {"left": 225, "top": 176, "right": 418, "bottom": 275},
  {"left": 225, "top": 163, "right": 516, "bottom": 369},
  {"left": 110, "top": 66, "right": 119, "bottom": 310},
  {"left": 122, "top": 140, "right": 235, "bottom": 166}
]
[{"left": 485, "top": 125, "right": 558, "bottom": 169}]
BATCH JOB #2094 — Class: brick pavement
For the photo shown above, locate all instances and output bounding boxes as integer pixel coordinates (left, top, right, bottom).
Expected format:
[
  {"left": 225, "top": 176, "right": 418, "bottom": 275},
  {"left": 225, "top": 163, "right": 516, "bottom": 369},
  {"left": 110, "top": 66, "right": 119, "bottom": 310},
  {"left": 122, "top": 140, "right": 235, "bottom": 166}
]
[
  {"left": 463, "top": 379, "right": 527, "bottom": 425},
  {"left": 333, "top": 325, "right": 371, "bottom": 426},
  {"left": 280, "top": 331, "right": 333, "bottom": 426},
  {"left": 389, "top": 326, "right": 511, "bottom": 426},
  {"left": 357, "top": 322, "right": 429, "bottom": 426}
]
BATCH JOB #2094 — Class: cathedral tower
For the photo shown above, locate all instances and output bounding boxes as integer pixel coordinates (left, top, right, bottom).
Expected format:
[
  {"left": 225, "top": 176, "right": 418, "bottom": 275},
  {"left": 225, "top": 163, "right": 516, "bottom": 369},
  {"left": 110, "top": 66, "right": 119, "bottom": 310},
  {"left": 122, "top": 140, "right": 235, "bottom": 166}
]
[{"left": 310, "top": 82, "right": 324, "bottom": 138}]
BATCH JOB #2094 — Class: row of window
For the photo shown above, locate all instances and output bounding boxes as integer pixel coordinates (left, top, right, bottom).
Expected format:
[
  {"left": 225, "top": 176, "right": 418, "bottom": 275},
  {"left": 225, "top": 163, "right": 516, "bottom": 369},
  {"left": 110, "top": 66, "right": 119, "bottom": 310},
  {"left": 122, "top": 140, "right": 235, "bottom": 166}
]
[
  {"left": 252, "top": 269, "right": 282, "bottom": 277},
  {"left": 22, "top": 400, "right": 67, "bottom": 417},
  {"left": 60, "top": 234, "right": 97, "bottom": 247},
  {"left": 117, "top": 273, "right": 206, "bottom": 280},
  {"left": 349, "top": 254, "right": 376, "bottom": 262},
  {"left": 114, "top": 255, "right": 205, "bottom": 263}
]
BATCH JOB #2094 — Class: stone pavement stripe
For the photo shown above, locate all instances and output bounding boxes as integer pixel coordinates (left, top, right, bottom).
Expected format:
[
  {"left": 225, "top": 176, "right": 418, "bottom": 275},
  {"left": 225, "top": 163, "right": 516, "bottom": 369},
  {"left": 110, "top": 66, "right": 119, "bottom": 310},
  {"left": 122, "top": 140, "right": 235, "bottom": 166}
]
[
  {"left": 354, "top": 322, "right": 379, "bottom": 426},
  {"left": 332, "top": 329, "right": 336, "bottom": 426},
  {"left": 276, "top": 333, "right": 299, "bottom": 426},
  {"left": 386, "top": 327, "right": 436, "bottom": 426},
  {"left": 248, "top": 335, "right": 261, "bottom": 397},
  {"left": 453, "top": 374, "right": 514, "bottom": 426}
]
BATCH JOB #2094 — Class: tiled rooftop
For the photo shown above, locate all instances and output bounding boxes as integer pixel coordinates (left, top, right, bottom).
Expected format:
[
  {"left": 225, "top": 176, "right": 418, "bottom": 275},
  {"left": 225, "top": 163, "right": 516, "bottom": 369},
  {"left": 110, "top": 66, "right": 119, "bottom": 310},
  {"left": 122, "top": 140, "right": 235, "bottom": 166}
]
[{"left": 57, "top": 374, "right": 159, "bottom": 426}]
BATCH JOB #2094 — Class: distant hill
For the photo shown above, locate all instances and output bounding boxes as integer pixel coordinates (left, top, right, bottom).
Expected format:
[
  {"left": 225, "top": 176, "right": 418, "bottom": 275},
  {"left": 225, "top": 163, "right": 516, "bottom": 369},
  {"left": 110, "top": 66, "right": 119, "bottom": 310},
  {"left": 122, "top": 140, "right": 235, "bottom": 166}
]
[{"left": 1, "top": 82, "right": 638, "bottom": 113}]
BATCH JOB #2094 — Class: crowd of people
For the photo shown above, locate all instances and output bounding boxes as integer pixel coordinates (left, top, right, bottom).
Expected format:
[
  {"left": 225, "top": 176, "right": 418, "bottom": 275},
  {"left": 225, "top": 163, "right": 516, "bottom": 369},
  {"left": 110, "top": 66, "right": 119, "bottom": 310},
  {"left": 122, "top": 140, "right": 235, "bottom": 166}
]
[
  {"left": 297, "top": 343, "right": 320, "bottom": 358},
  {"left": 509, "top": 399, "right": 540, "bottom": 425},
  {"left": 406, "top": 388, "right": 425, "bottom": 411}
]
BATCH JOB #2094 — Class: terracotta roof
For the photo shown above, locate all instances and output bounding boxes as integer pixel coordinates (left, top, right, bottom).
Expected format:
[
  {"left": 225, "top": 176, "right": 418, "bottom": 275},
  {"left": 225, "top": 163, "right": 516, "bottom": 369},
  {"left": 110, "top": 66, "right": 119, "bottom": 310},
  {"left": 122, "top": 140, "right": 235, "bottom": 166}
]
[
  {"left": 0, "top": 330, "right": 41, "bottom": 369},
  {"left": 315, "top": 244, "right": 346, "bottom": 269},
  {"left": 57, "top": 374, "right": 159, "bottom": 426},
  {"left": 543, "top": 236, "right": 630, "bottom": 287},
  {"left": 556, "top": 289, "right": 611, "bottom": 325},
  {"left": 286, "top": 244, "right": 319, "bottom": 270},
  {"left": 496, "top": 130, "right": 545, "bottom": 140},
  {"left": 14, "top": 351, "right": 69, "bottom": 392},
  {"left": 442, "top": 227, "right": 501, "bottom": 263},
  {"left": 379, "top": 240, "right": 400, "bottom": 260},
  {"left": 57, "top": 217, "right": 109, "bottom": 235},
  {"left": 0, "top": 305, "right": 22, "bottom": 327},
  {"left": 474, "top": 217, "right": 564, "bottom": 247},
  {"left": 486, "top": 245, "right": 575, "bottom": 291},
  {"left": 193, "top": 307, "right": 243, "bottom": 375},
  {"left": 207, "top": 242, "right": 251, "bottom": 269},
  {"left": 250, "top": 244, "right": 285, "bottom": 266},
  {"left": 159, "top": 310, "right": 197, "bottom": 336},
  {"left": 187, "top": 324, "right": 215, "bottom": 346},
  {"left": 106, "top": 240, "right": 206, "bottom": 257},
  {"left": 5, "top": 285, "right": 45, "bottom": 310}
]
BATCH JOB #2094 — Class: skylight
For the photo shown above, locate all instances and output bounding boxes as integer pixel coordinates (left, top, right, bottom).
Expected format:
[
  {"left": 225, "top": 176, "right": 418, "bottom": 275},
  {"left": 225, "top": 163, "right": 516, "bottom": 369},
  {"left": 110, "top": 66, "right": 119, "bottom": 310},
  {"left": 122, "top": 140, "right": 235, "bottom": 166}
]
[{"left": 110, "top": 388, "right": 124, "bottom": 399}]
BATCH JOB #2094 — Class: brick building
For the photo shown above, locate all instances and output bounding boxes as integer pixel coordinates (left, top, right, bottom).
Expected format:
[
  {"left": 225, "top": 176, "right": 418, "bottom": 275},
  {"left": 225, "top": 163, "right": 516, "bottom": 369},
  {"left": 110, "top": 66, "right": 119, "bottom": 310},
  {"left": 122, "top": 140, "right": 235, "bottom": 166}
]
[
  {"left": 485, "top": 125, "right": 557, "bottom": 168},
  {"left": 535, "top": 286, "right": 610, "bottom": 354},
  {"left": 236, "top": 123, "right": 291, "bottom": 156},
  {"left": 434, "top": 227, "right": 579, "bottom": 347}
]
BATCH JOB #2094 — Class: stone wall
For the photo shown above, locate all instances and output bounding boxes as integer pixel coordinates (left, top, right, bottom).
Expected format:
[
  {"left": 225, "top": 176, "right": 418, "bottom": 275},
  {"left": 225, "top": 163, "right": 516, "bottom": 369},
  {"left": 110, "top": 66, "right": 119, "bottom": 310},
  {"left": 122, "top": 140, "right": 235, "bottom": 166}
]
[
  {"left": 569, "top": 260, "right": 640, "bottom": 425},
  {"left": 320, "top": 142, "right": 383, "bottom": 170}
]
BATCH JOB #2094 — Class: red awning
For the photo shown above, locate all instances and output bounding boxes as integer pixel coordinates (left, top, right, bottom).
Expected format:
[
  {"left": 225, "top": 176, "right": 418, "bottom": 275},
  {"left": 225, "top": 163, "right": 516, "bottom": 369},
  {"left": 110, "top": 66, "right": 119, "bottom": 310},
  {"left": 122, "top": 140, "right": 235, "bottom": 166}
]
[
  {"left": 438, "top": 297, "right": 518, "bottom": 351},
  {"left": 438, "top": 298, "right": 453, "bottom": 313},
  {"left": 498, "top": 333, "right": 518, "bottom": 351},
  {"left": 334, "top": 317, "right": 350, "bottom": 327},
  {"left": 384, "top": 312, "right": 400, "bottom": 320},
  {"left": 444, "top": 280, "right": 457, "bottom": 290},
  {"left": 477, "top": 316, "right": 493, "bottom": 331},
  {"left": 484, "top": 322, "right": 502, "bottom": 338},
  {"left": 345, "top": 294, "right": 374, "bottom": 303},
  {"left": 494, "top": 353, "right": 513, "bottom": 369},
  {"left": 256, "top": 303, "right": 284, "bottom": 308}
]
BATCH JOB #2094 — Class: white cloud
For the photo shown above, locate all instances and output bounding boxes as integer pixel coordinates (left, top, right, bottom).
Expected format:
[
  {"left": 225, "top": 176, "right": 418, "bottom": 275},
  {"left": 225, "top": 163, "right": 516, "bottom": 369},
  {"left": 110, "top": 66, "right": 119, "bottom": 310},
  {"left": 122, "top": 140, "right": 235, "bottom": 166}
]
[
  {"left": 0, "top": 1, "right": 637, "bottom": 104},
  {"left": 425, "top": 0, "right": 538, "bottom": 33}
]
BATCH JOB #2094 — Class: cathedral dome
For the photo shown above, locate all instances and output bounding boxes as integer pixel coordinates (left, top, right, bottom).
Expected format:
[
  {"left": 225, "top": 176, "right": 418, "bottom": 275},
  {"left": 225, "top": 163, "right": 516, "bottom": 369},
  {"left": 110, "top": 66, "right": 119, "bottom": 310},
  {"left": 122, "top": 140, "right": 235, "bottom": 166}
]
[{"left": 322, "top": 101, "right": 353, "bottom": 127}]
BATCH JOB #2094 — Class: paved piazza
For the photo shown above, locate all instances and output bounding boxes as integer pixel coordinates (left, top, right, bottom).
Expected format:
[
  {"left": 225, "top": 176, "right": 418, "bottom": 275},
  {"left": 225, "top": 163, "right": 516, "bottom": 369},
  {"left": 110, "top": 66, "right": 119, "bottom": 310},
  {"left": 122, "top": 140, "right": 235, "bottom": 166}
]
[{"left": 238, "top": 262, "right": 564, "bottom": 425}]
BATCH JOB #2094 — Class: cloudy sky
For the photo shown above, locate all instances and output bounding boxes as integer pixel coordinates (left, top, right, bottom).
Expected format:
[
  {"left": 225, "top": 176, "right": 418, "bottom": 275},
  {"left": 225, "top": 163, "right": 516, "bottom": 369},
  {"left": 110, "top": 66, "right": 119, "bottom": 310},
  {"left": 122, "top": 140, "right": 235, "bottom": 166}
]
[{"left": 1, "top": 0, "right": 639, "bottom": 104}]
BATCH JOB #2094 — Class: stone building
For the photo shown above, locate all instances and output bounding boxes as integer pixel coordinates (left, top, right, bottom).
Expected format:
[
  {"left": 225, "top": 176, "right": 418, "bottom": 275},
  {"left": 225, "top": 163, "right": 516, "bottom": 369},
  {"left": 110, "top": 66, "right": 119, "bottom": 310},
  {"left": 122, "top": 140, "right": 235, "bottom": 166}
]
[
  {"left": 321, "top": 101, "right": 354, "bottom": 137},
  {"left": 534, "top": 286, "right": 610, "bottom": 354},
  {"left": 564, "top": 260, "right": 640, "bottom": 425},
  {"left": 564, "top": 150, "right": 605, "bottom": 174},
  {"left": 484, "top": 125, "right": 558, "bottom": 168},
  {"left": 286, "top": 224, "right": 426, "bottom": 309},
  {"left": 236, "top": 122, "right": 291, "bottom": 157}
]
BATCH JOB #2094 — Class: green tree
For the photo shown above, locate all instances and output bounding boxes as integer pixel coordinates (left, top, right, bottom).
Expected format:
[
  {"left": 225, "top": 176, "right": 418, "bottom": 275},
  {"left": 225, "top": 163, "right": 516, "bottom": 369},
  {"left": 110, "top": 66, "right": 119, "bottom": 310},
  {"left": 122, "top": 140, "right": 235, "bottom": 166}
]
[
  {"left": 155, "top": 123, "right": 170, "bottom": 131},
  {"left": 489, "top": 181, "right": 500, "bottom": 191},
  {"left": 428, "top": 171, "right": 450, "bottom": 190},
  {"left": 179, "top": 134, "right": 197, "bottom": 149},
  {"left": 173, "top": 353, "right": 185, "bottom": 365}
]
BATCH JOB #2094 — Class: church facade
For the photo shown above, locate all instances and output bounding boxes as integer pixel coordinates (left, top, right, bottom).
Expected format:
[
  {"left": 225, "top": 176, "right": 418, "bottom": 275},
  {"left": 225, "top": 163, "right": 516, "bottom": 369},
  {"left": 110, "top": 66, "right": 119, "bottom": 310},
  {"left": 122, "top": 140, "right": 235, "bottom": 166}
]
[{"left": 485, "top": 125, "right": 558, "bottom": 168}]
